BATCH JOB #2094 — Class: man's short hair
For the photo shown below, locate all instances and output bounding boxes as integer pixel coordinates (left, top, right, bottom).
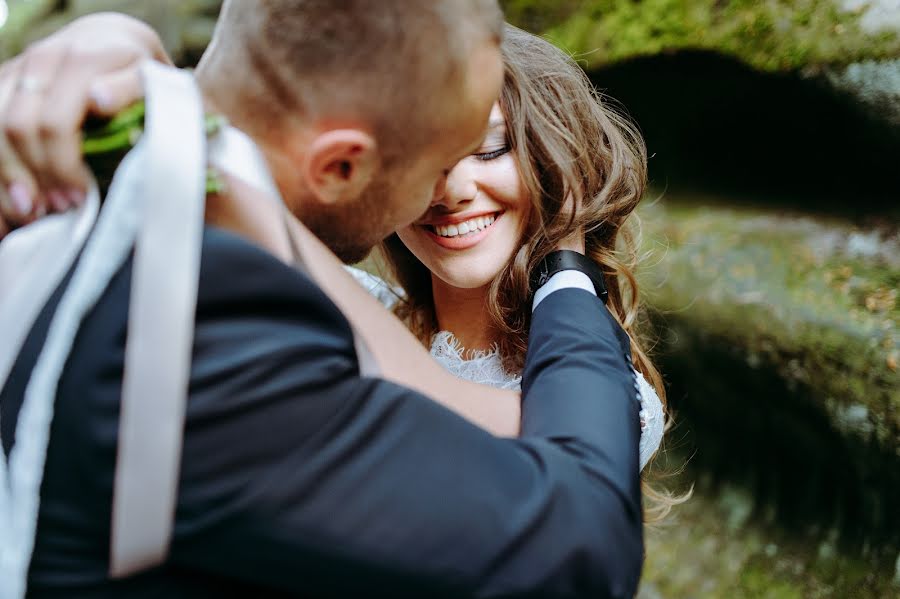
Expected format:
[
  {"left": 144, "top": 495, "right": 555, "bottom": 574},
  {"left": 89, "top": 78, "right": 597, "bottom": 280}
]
[{"left": 204, "top": 0, "right": 503, "bottom": 163}]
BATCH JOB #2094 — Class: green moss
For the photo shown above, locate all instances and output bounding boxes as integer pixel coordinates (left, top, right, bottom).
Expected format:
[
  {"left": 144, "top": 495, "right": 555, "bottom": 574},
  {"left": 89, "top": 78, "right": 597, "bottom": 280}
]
[
  {"left": 637, "top": 199, "right": 899, "bottom": 447},
  {"left": 502, "top": 0, "right": 900, "bottom": 73}
]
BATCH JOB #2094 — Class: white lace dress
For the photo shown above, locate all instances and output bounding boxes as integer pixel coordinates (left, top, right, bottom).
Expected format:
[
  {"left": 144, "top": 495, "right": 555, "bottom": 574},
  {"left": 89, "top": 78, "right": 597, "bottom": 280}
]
[{"left": 349, "top": 267, "right": 665, "bottom": 470}]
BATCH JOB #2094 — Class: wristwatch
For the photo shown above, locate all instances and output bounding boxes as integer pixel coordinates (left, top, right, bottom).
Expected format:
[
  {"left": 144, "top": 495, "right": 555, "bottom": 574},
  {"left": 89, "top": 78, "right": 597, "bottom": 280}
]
[{"left": 530, "top": 250, "right": 609, "bottom": 304}]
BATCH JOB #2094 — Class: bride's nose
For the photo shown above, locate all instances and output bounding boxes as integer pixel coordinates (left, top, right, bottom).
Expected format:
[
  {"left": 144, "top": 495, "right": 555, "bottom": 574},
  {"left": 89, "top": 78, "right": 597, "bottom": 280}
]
[{"left": 431, "top": 160, "right": 476, "bottom": 211}]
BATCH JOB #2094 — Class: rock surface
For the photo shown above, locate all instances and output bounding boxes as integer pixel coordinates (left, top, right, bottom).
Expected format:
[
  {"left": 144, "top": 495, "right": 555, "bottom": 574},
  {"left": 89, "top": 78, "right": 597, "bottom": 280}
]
[
  {"left": 640, "top": 199, "right": 898, "bottom": 443},
  {"left": 502, "top": 0, "right": 900, "bottom": 131},
  {"left": 501, "top": 0, "right": 900, "bottom": 72},
  {"left": 637, "top": 198, "right": 899, "bottom": 544}
]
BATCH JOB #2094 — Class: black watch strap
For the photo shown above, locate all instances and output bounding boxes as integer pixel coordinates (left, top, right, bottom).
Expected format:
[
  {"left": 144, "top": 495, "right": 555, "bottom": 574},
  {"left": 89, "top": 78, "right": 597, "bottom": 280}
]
[{"left": 530, "top": 250, "right": 609, "bottom": 304}]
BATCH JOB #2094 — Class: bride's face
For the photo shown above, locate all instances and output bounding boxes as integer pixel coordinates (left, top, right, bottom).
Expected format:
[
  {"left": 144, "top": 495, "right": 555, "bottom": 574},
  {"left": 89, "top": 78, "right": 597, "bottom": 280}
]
[{"left": 397, "top": 104, "right": 531, "bottom": 290}]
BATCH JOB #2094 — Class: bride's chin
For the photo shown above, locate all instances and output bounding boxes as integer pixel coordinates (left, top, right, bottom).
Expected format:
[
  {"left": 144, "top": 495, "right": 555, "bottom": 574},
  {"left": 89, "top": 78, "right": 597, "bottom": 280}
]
[{"left": 435, "top": 263, "right": 501, "bottom": 291}]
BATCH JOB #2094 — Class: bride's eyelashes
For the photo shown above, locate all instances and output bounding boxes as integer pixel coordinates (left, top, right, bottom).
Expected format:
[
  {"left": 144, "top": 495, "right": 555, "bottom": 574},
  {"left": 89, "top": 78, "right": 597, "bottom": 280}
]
[{"left": 473, "top": 145, "right": 510, "bottom": 161}]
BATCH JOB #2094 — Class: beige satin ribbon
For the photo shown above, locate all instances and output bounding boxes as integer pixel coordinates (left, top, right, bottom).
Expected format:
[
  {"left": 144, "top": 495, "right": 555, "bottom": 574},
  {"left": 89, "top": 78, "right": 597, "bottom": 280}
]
[
  {"left": 109, "top": 68, "right": 380, "bottom": 577},
  {"left": 108, "top": 62, "right": 207, "bottom": 578},
  {"left": 0, "top": 59, "right": 205, "bottom": 596}
]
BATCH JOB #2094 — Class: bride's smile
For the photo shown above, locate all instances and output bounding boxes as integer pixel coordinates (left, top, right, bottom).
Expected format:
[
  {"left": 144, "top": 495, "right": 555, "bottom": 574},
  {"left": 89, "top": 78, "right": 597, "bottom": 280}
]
[
  {"left": 397, "top": 104, "right": 531, "bottom": 290},
  {"left": 419, "top": 210, "right": 503, "bottom": 249}
]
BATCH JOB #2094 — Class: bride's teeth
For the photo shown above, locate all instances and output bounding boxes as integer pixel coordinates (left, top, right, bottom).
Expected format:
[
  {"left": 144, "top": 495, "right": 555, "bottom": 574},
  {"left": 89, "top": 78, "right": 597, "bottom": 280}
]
[{"left": 431, "top": 213, "right": 499, "bottom": 238}]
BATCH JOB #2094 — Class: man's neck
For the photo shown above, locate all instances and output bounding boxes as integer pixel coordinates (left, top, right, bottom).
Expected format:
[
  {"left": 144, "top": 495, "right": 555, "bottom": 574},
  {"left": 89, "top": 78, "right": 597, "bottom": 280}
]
[
  {"left": 204, "top": 173, "right": 296, "bottom": 264},
  {"left": 432, "top": 277, "right": 495, "bottom": 353},
  {"left": 195, "top": 90, "right": 295, "bottom": 261}
]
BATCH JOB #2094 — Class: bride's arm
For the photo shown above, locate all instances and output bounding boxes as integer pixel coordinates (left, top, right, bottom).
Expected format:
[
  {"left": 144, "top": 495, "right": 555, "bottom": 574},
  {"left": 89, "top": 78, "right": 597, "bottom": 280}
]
[
  {"left": 207, "top": 177, "right": 521, "bottom": 437},
  {"left": 289, "top": 219, "right": 522, "bottom": 437}
]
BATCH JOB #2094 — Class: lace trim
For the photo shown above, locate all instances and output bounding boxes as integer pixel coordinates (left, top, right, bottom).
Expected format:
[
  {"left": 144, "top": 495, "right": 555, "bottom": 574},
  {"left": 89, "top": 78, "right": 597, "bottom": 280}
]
[
  {"left": 636, "top": 373, "right": 665, "bottom": 470},
  {"left": 429, "top": 331, "right": 665, "bottom": 470},
  {"left": 429, "top": 332, "right": 523, "bottom": 391}
]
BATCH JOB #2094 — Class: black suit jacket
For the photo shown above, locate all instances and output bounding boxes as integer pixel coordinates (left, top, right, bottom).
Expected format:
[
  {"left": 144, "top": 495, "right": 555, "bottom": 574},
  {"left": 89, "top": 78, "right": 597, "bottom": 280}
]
[{"left": 1, "top": 226, "right": 643, "bottom": 598}]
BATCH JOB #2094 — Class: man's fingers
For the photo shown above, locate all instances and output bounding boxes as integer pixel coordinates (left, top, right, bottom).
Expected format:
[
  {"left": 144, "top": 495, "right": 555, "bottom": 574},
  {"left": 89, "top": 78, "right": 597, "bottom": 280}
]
[{"left": 88, "top": 67, "right": 143, "bottom": 117}]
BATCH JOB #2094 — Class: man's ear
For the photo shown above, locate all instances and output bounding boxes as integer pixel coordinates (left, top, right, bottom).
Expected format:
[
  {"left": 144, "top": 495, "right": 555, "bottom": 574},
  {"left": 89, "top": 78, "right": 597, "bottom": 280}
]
[{"left": 302, "top": 130, "right": 378, "bottom": 205}]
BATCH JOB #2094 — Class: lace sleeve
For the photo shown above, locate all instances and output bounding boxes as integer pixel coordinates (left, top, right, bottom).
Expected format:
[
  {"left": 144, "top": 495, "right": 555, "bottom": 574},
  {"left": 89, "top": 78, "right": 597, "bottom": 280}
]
[
  {"left": 636, "top": 372, "right": 665, "bottom": 471},
  {"left": 345, "top": 266, "right": 405, "bottom": 310}
]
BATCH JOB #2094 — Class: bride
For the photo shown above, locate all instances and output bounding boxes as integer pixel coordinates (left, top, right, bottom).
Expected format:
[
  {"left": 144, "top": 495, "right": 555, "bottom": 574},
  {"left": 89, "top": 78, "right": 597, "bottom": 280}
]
[{"left": 351, "top": 25, "right": 677, "bottom": 516}]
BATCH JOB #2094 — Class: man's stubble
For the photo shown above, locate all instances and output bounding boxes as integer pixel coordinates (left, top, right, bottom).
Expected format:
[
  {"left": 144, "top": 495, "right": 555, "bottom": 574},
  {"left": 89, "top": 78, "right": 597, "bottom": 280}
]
[{"left": 298, "top": 173, "right": 402, "bottom": 264}]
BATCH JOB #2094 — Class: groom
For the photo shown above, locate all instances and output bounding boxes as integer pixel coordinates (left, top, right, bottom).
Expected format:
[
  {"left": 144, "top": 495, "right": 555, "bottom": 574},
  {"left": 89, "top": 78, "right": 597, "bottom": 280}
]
[{"left": 0, "top": 3, "right": 644, "bottom": 598}]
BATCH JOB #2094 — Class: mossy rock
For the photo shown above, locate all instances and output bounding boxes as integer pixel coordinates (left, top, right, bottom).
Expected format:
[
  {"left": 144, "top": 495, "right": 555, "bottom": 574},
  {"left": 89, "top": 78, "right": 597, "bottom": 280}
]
[
  {"left": 638, "top": 198, "right": 899, "bottom": 542},
  {"left": 640, "top": 199, "right": 898, "bottom": 444},
  {"left": 501, "top": 1, "right": 900, "bottom": 128},
  {"left": 501, "top": 0, "right": 900, "bottom": 74}
]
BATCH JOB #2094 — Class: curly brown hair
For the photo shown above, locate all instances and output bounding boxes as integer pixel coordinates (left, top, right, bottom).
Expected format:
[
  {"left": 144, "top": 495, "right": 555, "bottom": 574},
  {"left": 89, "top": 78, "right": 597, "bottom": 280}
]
[{"left": 379, "top": 24, "right": 686, "bottom": 522}]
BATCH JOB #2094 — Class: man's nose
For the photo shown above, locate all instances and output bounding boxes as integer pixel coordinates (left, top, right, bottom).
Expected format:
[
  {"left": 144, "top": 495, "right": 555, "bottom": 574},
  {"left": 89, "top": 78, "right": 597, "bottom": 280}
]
[{"left": 431, "top": 161, "right": 475, "bottom": 210}]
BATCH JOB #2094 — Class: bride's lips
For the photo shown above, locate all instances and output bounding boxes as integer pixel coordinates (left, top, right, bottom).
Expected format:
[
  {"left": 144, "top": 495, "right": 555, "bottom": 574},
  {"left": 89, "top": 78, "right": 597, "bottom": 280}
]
[{"left": 420, "top": 212, "right": 503, "bottom": 250}]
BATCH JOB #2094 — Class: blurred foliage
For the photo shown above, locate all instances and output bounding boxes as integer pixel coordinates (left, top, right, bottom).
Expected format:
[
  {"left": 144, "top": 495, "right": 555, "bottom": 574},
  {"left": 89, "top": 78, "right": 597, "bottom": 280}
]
[
  {"left": 640, "top": 482, "right": 899, "bottom": 597},
  {"left": 4, "top": 1, "right": 899, "bottom": 74},
  {"left": 502, "top": 0, "right": 900, "bottom": 73},
  {"left": 0, "top": 0, "right": 220, "bottom": 63}
]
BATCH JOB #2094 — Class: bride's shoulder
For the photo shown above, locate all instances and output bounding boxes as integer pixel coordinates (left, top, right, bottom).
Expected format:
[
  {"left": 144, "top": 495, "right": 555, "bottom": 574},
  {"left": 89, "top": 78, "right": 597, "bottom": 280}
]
[{"left": 344, "top": 266, "right": 405, "bottom": 310}]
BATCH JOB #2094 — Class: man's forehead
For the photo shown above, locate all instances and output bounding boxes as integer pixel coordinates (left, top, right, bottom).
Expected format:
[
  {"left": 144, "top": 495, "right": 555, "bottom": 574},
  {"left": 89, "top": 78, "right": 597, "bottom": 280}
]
[
  {"left": 461, "top": 107, "right": 506, "bottom": 153},
  {"left": 465, "top": 45, "right": 504, "bottom": 120},
  {"left": 439, "top": 42, "right": 503, "bottom": 159}
]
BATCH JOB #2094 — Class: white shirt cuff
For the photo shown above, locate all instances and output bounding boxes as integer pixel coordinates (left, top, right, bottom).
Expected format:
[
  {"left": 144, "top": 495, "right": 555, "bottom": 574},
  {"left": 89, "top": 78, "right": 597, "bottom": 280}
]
[{"left": 532, "top": 270, "right": 596, "bottom": 312}]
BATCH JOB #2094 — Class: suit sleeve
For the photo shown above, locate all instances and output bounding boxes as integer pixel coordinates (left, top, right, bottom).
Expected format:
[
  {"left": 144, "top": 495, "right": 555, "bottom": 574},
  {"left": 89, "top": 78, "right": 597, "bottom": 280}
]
[{"left": 169, "top": 235, "right": 643, "bottom": 599}]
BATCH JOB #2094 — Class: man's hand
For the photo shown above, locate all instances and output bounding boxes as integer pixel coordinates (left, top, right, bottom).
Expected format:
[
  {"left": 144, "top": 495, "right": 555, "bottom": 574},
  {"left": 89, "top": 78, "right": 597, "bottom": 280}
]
[{"left": 0, "top": 12, "right": 171, "bottom": 232}]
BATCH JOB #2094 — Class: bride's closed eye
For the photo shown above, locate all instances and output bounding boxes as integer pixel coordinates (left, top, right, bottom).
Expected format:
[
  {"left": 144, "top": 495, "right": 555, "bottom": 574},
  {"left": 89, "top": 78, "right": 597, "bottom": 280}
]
[{"left": 473, "top": 145, "right": 510, "bottom": 161}]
